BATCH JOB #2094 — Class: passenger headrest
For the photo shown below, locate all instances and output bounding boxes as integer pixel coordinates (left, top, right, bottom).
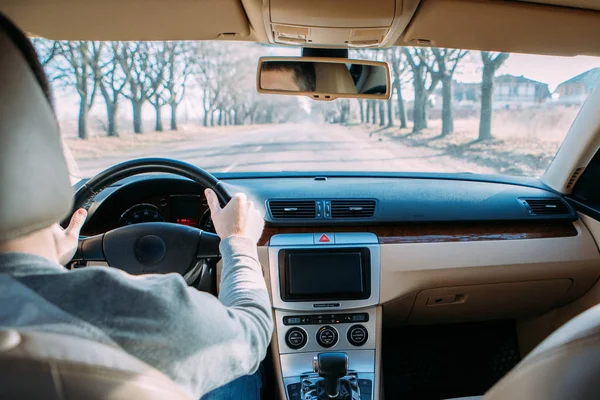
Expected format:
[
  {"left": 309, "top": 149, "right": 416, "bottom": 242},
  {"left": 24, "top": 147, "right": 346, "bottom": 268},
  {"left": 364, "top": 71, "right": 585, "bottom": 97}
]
[{"left": 0, "top": 15, "right": 73, "bottom": 242}]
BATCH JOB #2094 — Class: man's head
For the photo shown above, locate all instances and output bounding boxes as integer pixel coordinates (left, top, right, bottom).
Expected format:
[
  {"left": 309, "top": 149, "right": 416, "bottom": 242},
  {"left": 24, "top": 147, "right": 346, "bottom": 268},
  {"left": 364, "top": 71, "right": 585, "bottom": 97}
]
[
  {"left": 260, "top": 61, "right": 316, "bottom": 92},
  {"left": 0, "top": 14, "right": 74, "bottom": 260}
]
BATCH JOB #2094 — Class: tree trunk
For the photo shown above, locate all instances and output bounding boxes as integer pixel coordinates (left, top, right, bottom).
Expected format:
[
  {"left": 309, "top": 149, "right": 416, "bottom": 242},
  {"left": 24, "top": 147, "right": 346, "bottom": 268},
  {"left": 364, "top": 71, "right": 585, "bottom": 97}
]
[
  {"left": 396, "top": 84, "right": 407, "bottom": 129},
  {"left": 106, "top": 101, "right": 118, "bottom": 137},
  {"left": 413, "top": 86, "right": 428, "bottom": 132},
  {"left": 387, "top": 95, "right": 394, "bottom": 127},
  {"left": 210, "top": 110, "right": 215, "bottom": 126},
  {"left": 170, "top": 103, "right": 178, "bottom": 130},
  {"left": 154, "top": 104, "right": 163, "bottom": 132},
  {"left": 441, "top": 75, "right": 454, "bottom": 136},
  {"left": 77, "top": 97, "right": 89, "bottom": 140},
  {"left": 378, "top": 101, "right": 385, "bottom": 126},
  {"left": 370, "top": 101, "right": 377, "bottom": 124},
  {"left": 132, "top": 100, "right": 143, "bottom": 134},
  {"left": 358, "top": 100, "right": 365, "bottom": 124},
  {"left": 479, "top": 65, "right": 494, "bottom": 141},
  {"left": 202, "top": 109, "right": 208, "bottom": 127}
]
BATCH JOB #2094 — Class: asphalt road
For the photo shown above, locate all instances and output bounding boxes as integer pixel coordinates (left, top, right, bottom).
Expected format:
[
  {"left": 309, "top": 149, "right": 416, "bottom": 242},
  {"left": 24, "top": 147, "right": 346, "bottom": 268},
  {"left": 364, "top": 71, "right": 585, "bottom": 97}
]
[{"left": 75, "top": 123, "right": 496, "bottom": 177}]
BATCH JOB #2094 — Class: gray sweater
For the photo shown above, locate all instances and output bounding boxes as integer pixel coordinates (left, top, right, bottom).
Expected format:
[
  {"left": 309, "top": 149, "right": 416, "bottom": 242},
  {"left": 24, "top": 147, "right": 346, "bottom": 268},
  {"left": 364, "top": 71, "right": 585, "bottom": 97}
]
[{"left": 0, "top": 236, "right": 273, "bottom": 399}]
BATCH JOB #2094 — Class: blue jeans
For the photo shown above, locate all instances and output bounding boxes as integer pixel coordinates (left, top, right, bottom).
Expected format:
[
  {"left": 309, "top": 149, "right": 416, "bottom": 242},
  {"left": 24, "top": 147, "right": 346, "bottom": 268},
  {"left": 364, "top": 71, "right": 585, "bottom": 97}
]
[{"left": 200, "top": 367, "right": 263, "bottom": 400}]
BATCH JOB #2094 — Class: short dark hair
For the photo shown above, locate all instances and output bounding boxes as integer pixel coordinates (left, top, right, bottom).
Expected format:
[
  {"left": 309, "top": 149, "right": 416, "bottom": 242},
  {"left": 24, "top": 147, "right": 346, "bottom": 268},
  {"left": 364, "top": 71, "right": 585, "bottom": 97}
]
[
  {"left": 262, "top": 61, "right": 316, "bottom": 92},
  {"left": 0, "top": 13, "right": 54, "bottom": 112}
]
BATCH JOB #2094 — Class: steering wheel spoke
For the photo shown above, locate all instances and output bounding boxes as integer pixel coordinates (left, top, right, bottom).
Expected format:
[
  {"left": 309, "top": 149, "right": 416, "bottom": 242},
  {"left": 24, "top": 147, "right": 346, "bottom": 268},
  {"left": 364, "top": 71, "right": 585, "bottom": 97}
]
[{"left": 73, "top": 234, "right": 106, "bottom": 262}]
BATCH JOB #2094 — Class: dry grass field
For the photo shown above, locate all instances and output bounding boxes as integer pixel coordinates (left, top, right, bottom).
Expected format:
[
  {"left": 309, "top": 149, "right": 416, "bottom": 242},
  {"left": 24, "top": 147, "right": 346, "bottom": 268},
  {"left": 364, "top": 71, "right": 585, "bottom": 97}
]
[{"left": 362, "top": 107, "right": 580, "bottom": 176}]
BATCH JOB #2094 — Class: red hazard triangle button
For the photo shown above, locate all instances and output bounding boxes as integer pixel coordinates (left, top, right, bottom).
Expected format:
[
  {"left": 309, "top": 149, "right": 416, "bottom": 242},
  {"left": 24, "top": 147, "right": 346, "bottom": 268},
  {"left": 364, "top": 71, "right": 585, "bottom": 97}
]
[{"left": 318, "top": 234, "right": 331, "bottom": 243}]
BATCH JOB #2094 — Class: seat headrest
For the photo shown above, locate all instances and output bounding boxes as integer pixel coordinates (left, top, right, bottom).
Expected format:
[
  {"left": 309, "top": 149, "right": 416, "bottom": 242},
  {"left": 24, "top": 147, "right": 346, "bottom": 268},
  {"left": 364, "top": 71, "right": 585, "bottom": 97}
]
[{"left": 0, "top": 15, "right": 73, "bottom": 242}]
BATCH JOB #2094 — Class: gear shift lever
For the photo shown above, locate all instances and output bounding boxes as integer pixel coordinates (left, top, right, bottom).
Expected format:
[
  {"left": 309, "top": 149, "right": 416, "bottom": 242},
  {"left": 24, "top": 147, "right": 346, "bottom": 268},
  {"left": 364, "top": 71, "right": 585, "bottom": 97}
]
[{"left": 313, "top": 352, "right": 349, "bottom": 398}]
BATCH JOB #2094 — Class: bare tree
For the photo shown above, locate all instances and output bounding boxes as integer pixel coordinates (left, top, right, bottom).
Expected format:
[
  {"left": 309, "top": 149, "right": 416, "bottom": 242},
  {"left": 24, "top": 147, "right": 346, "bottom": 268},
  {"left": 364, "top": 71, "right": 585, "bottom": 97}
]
[
  {"left": 163, "top": 42, "right": 194, "bottom": 130},
  {"left": 32, "top": 38, "right": 60, "bottom": 66},
  {"left": 403, "top": 48, "right": 440, "bottom": 133},
  {"left": 90, "top": 42, "right": 130, "bottom": 137},
  {"left": 479, "top": 51, "right": 510, "bottom": 141},
  {"left": 389, "top": 48, "right": 409, "bottom": 129},
  {"left": 147, "top": 42, "right": 169, "bottom": 132},
  {"left": 431, "top": 48, "right": 469, "bottom": 136},
  {"left": 119, "top": 42, "right": 154, "bottom": 134},
  {"left": 194, "top": 42, "right": 223, "bottom": 127},
  {"left": 57, "top": 41, "right": 102, "bottom": 139},
  {"left": 386, "top": 94, "right": 394, "bottom": 127}
]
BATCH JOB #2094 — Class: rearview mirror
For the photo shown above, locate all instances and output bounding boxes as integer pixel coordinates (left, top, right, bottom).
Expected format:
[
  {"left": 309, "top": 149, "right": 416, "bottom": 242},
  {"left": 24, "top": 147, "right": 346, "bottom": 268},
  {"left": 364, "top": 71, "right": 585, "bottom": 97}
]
[{"left": 257, "top": 57, "right": 390, "bottom": 101}]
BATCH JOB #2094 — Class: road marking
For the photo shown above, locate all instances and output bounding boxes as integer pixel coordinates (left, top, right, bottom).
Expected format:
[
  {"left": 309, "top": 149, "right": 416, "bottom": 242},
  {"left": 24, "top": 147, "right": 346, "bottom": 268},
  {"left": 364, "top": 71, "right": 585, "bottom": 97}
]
[
  {"left": 254, "top": 146, "right": 263, "bottom": 152},
  {"left": 222, "top": 162, "right": 239, "bottom": 172}
]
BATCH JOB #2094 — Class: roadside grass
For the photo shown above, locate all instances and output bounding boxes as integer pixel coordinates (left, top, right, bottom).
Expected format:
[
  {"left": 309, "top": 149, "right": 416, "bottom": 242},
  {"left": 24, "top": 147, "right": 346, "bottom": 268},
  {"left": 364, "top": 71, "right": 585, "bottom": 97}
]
[{"left": 360, "top": 107, "right": 579, "bottom": 176}]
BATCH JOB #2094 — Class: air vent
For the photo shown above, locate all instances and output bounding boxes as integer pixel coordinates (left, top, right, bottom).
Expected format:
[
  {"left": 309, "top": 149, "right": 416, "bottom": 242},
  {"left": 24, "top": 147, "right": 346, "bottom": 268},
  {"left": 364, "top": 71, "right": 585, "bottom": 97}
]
[
  {"left": 269, "top": 200, "right": 316, "bottom": 219},
  {"left": 522, "top": 199, "right": 570, "bottom": 216},
  {"left": 331, "top": 200, "right": 376, "bottom": 218},
  {"left": 566, "top": 167, "right": 584, "bottom": 189}
]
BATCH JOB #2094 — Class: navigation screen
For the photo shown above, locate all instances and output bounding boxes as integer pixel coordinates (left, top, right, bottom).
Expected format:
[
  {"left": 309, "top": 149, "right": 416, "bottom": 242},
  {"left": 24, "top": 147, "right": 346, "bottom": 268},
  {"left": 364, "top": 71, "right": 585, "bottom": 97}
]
[{"left": 281, "top": 248, "right": 370, "bottom": 301}]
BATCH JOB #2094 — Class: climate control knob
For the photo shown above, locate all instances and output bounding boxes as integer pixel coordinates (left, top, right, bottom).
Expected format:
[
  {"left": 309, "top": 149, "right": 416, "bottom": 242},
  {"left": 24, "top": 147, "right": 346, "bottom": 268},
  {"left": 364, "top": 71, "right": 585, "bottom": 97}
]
[
  {"left": 347, "top": 324, "right": 368, "bottom": 347},
  {"left": 285, "top": 327, "right": 307, "bottom": 350},
  {"left": 316, "top": 325, "right": 339, "bottom": 348}
]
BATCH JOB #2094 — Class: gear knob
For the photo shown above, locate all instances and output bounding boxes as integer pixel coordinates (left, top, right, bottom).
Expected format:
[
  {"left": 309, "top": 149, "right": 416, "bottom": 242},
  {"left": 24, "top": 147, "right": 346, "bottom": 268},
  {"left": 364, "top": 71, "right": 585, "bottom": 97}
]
[{"left": 313, "top": 352, "right": 349, "bottom": 398}]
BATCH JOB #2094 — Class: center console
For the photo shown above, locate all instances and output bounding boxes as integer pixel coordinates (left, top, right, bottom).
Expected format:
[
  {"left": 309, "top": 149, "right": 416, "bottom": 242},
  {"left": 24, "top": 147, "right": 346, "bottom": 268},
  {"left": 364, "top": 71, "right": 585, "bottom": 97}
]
[{"left": 268, "top": 233, "right": 380, "bottom": 400}]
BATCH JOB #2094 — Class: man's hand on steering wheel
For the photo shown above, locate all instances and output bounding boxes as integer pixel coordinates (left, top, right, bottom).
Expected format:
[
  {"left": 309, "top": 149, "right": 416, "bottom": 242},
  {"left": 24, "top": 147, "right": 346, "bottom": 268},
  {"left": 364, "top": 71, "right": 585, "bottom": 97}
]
[
  {"left": 52, "top": 208, "right": 87, "bottom": 265},
  {"left": 205, "top": 189, "right": 264, "bottom": 244}
]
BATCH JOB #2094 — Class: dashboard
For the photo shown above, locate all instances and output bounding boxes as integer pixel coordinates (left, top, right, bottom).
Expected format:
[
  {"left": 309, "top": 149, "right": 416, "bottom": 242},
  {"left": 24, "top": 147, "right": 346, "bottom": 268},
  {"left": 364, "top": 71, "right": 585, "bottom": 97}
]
[{"left": 79, "top": 171, "right": 600, "bottom": 327}]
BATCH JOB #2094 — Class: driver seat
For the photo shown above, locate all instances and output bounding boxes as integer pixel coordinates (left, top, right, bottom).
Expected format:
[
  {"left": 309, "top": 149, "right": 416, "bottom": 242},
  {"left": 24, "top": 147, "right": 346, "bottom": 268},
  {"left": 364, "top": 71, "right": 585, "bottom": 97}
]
[
  {"left": 0, "top": 14, "right": 192, "bottom": 400},
  {"left": 0, "top": 329, "right": 193, "bottom": 400}
]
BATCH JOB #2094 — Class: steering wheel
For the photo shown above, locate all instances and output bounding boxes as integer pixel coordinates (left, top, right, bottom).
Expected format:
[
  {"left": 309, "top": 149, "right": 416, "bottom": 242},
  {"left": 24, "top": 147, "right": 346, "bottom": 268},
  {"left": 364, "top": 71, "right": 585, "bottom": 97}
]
[{"left": 70, "top": 158, "right": 232, "bottom": 285}]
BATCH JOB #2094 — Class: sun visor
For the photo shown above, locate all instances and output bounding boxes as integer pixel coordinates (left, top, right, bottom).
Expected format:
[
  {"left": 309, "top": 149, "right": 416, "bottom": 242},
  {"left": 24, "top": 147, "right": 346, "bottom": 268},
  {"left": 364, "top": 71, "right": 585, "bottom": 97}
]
[
  {"left": 263, "top": 0, "right": 421, "bottom": 48},
  {"left": 0, "top": 24, "right": 73, "bottom": 241}
]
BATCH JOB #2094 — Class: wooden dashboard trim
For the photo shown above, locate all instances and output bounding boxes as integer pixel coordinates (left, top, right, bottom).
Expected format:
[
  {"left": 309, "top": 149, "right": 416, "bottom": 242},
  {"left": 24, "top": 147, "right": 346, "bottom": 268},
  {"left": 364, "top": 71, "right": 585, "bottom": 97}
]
[{"left": 258, "top": 221, "right": 578, "bottom": 245}]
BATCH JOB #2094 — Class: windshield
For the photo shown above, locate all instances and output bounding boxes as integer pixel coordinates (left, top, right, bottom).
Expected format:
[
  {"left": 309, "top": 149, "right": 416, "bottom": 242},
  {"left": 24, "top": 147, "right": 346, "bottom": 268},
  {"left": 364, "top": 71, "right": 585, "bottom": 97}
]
[{"left": 33, "top": 40, "right": 600, "bottom": 178}]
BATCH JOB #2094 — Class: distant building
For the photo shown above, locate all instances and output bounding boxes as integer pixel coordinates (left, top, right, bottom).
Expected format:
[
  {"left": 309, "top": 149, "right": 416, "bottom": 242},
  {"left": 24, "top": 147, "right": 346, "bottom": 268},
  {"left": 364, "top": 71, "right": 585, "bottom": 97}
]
[
  {"left": 555, "top": 68, "right": 600, "bottom": 106},
  {"left": 430, "top": 75, "right": 550, "bottom": 112},
  {"left": 493, "top": 75, "right": 551, "bottom": 109}
]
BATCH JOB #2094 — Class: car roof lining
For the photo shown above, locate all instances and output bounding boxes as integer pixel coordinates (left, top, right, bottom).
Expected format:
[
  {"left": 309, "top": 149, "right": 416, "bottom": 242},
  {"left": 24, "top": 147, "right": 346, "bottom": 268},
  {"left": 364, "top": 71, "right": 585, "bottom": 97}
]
[{"left": 1, "top": 0, "right": 600, "bottom": 56}]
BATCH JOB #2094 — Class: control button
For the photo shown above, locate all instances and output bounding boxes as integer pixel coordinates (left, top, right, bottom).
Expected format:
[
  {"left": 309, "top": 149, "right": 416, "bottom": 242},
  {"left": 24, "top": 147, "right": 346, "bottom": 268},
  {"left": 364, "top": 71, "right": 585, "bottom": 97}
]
[
  {"left": 287, "top": 382, "right": 302, "bottom": 400},
  {"left": 285, "top": 327, "right": 308, "bottom": 350},
  {"left": 358, "top": 379, "right": 372, "bottom": 397},
  {"left": 313, "top": 233, "right": 335, "bottom": 244},
  {"left": 316, "top": 325, "right": 339, "bottom": 348},
  {"left": 347, "top": 325, "right": 368, "bottom": 347}
]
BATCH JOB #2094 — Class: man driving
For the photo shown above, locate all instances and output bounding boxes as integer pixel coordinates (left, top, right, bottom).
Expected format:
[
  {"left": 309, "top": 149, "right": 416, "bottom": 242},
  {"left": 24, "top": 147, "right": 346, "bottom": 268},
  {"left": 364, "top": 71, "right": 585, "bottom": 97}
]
[
  {"left": 0, "top": 14, "right": 272, "bottom": 400},
  {"left": 260, "top": 61, "right": 317, "bottom": 92}
]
